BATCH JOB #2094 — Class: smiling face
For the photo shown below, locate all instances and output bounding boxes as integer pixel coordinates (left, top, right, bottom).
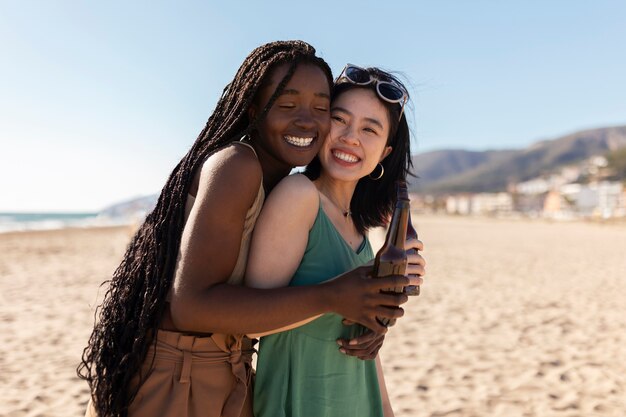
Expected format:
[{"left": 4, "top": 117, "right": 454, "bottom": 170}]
[
  {"left": 250, "top": 63, "right": 331, "bottom": 169},
  {"left": 318, "top": 88, "right": 392, "bottom": 183}
]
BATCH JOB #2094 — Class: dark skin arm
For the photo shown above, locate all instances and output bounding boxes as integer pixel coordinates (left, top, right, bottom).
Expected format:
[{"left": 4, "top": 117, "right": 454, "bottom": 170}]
[{"left": 168, "top": 144, "right": 408, "bottom": 335}]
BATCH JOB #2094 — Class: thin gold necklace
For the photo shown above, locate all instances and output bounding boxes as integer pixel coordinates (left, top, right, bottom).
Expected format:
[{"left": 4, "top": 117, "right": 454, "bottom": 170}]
[{"left": 325, "top": 194, "right": 351, "bottom": 218}]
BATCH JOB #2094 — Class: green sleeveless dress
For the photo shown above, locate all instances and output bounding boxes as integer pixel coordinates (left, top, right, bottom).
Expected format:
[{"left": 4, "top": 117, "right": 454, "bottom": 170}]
[{"left": 253, "top": 201, "right": 383, "bottom": 417}]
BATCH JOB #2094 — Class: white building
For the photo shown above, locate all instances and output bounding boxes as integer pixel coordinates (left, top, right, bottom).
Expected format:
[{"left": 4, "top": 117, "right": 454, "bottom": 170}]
[
  {"left": 516, "top": 169, "right": 581, "bottom": 195},
  {"left": 446, "top": 194, "right": 472, "bottom": 215},
  {"left": 446, "top": 193, "right": 513, "bottom": 215},
  {"left": 471, "top": 193, "right": 513, "bottom": 215},
  {"left": 596, "top": 181, "right": 625, "bottom": 218},
  {"left": 516, "top": 178, "right": 551, "bottom": 195},
  {"left": 557, "top": 181, "right": 625, "bottom": 218}
]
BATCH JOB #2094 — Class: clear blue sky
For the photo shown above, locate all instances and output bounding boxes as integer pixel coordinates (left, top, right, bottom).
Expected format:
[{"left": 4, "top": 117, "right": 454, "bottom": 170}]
[{"left": 1, "top": 1, "right": 625, "bottom": 212}]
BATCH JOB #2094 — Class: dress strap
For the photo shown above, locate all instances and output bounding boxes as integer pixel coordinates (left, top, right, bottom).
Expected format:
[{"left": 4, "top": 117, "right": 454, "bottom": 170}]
[{"left": 236, "top": 137, "right": 258, "bottom": 158}]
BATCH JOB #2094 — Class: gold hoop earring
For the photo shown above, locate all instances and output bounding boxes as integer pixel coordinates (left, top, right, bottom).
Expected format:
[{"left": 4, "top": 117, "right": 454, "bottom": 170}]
[{"left": 369, "top": 163, "right": 384, "bottom": 180}]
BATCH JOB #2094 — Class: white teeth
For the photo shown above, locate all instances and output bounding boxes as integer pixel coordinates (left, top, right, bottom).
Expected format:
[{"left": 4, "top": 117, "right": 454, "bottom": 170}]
[
  {"left": 333, "top": 150, "right": 359, "bottom": 163},
  {"left": 284, "top": 135, "right": 314, "bottom": 147}
]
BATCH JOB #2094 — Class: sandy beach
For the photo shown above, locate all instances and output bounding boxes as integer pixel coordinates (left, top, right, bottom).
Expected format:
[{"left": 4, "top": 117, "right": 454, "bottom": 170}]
[{"left": 1, "top": 216, "right": 625, "bottom": 417}]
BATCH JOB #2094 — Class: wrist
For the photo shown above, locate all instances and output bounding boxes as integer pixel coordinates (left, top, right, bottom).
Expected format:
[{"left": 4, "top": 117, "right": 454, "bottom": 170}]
[{"left": 316, "top": 280, "right": 338, "bottom": 314}]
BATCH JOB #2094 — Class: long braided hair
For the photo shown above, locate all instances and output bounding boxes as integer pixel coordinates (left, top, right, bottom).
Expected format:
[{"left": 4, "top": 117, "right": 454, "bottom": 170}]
[{"left": 77, "top": 40, "right": 333, "bottom": 417}]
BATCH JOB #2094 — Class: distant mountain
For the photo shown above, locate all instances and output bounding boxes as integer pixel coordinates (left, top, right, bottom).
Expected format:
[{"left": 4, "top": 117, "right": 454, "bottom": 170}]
[
  {"left": 410, "top": 149, "right": 516, "bottom": 182},
  {"left": 99, "top": 194, "right": 158, "bottom": 219},
  {"left": 99, "top": 126, "right": 626, "bottom": 209},
  {"left": 409, "top": 125, "right": 626, "bottom": 194}
]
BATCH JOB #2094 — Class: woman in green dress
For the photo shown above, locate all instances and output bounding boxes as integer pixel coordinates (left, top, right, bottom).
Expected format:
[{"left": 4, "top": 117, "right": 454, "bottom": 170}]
[{"left": 246, "top": 65, "right": 426, "bottom": 417}]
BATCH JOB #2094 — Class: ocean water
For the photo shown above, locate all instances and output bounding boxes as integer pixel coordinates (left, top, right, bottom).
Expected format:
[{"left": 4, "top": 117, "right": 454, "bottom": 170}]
[
  {"left": 0, "top": 212, "right": 126, "bottom": 233},
  {"left": 0, "top": 195, "right": 157, "bottom": 233}
]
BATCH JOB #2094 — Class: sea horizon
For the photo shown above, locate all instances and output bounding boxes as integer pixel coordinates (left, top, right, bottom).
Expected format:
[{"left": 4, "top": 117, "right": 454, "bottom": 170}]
[{"left": 0, "top": 211, "right": 133, "bottom": 233}]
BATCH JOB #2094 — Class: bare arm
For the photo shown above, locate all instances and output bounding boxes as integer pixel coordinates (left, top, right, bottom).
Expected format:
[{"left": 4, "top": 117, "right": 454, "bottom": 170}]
[
  {"left": 170, "top": 146, "right": 324, "bottom": 334},
  {"left": 169, "top": 147, "right": 409, "bottom": 335},
  {"left": 245, "top": 174, "right": 322, "bottom": 337}
]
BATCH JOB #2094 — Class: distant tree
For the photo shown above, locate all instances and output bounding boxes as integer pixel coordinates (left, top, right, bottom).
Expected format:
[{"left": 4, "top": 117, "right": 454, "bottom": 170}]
[{"left": 606, "top": 148, "right": 626, "bottom": 180}]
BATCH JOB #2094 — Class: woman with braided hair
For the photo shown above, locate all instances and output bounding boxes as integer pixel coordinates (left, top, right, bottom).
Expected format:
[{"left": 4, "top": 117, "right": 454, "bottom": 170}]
[{"left": 78, "top": 41, "right": 410, "bottom": 417}]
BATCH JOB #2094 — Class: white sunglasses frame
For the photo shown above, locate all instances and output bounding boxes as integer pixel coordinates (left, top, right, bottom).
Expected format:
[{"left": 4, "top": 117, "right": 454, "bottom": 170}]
[{"left": 335, "top": 64, "right": 408, "bottom": 120}]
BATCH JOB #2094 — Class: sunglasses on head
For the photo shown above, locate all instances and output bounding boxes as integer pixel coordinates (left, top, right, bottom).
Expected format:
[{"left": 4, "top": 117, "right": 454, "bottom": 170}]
[{"left": 335, "top": 64, "right": 408, "bottom": 120}]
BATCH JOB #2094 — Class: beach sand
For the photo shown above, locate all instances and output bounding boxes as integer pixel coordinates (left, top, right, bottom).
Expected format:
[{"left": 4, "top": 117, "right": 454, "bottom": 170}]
[
  {"left": 1, "top": 216, "right": 625, "bottom": 416},
  {"left": 0, "top": 226, "right": 132, "bottom": 417}
]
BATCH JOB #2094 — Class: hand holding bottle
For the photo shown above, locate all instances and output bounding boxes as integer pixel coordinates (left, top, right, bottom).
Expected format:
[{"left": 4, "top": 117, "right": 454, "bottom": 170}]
[
  {"left": 405, "top": 236, "right": 425, "bottom": 294},
  {"left": 324, "top": 265, "right": 409, "bottom": 334}
]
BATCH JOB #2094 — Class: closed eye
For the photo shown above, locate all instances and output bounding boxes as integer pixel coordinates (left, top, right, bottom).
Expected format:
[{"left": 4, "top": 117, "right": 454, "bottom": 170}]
[{"left": 331, "top": 115, "right": 346, "bottom": 123}]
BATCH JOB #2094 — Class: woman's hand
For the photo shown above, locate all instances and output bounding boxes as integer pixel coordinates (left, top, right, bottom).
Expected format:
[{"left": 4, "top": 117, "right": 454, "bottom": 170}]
[
  {"left": 337, "top": 327, "right": 385, "bottom": 361},
  {"left": 405, "top": 238, "right": 425, "bottom": 288},
  {"left": 323, "top": 265, "right": 409, "bottom": 334}
]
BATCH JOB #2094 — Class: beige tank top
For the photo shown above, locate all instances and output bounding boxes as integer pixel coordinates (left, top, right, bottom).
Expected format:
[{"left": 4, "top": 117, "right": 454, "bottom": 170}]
[{"left": 171, "top": 141, "right": 265, "bottom": 292}]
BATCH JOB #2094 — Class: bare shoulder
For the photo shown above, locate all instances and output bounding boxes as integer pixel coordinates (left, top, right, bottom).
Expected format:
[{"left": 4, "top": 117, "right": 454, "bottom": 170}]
[
  {"left": 193, "top": 143, "right": 262, "bottom": 204},
  {"left": 263, "top": 173, "right": 319, "bottom": 224},
  {"left": 201, "top": 143, "right": 261, "bottom": 186},
  {"left": 271, "top": 173, "right": 317, "bottom": 203},
  {"left": 275, "top": 173, "right": 317, "bottom": 194}
]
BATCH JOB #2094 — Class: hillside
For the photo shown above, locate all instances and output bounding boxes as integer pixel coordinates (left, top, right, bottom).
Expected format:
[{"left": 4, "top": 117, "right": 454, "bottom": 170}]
[
  {"left": 99, "top": 194, "right": 158, "bottom": 219},
  {"left": 409, "top": 149, "right": 516, "bottom": 182},
  {"left": 99, "top": 126, "right": 626, "bottom": 212},
  {"left": 410, "top": 125, "right": 626, "bottom": 193}
]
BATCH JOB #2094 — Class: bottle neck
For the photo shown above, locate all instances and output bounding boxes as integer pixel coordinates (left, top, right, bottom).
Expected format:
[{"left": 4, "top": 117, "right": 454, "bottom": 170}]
[
  {"left": 385, "top": 200, "right": 410, "bottom": 250},
  {"left": 406, "top": 211, "right": 418, "bottom": 240}
]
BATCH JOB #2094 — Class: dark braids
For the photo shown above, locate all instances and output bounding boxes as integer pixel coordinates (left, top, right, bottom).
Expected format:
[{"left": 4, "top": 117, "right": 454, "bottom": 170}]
[{"left": 77, "top": 40, "right": 332, "bottom": 417}]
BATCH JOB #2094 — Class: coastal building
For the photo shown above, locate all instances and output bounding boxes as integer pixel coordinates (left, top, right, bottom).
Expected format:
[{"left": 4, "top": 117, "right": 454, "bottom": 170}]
[
  {"left": 446, "top": 193, "right": 513, "bottom": 215},
  {"left": 542, "top": 190, "right": 570, "bottom": 219},
  {"left": 442, "top": 178, "right": 625, "bottom": 219},
  {"left": 446, "top": 194, "right": 472, "bottom": 215},
  {"left": 595, "top": 181, "right": 625, "bottom": 218},
  {"left": 515, "top": 178, "right": 550, "bottom": 195},
  {"left": 471, "top": 192, "right": 513, "bottom": 215},
  {"left": 544, "top": 181, "right": 625, "bottom": 219}
]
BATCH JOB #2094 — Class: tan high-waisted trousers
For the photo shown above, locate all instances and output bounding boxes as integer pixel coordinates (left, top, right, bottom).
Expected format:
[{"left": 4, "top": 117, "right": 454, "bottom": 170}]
[{"left": 85, "top": 330, "right": 255, "bottom": 417}]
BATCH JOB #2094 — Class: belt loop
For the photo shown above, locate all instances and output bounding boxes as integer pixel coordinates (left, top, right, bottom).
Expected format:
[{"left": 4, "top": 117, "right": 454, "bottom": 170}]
[
  {"left": 180, "top": 350, "right": 192, "bottom": 383},
  {"left": 177, "top": 335, "right": 195, "bottom": 384}
]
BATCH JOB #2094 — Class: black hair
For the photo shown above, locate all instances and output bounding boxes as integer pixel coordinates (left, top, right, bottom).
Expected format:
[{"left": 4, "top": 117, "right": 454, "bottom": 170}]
[
  {"left": 77, "top": 40, "right": 332, "bottom": 417},
  {"left": 304, "top": 67, "right": 413, "bottom": 235}
]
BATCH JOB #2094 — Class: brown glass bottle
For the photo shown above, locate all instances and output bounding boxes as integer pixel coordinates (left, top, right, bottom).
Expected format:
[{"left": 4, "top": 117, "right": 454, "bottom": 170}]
[
  {"left": 372, "top": 181, "right": 409, "bottom": 327},
  {"left": 404, "top": 211, "right": 421, "bottom": 296}
]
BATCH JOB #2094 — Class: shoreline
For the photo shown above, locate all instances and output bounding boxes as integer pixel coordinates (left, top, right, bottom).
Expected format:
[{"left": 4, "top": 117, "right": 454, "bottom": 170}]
[
  {"left": 0, "top": 223, "right": 134, "bottom": 237},
  {"left": 2, "top": 210, "right": 625, "bottom": 237}
]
